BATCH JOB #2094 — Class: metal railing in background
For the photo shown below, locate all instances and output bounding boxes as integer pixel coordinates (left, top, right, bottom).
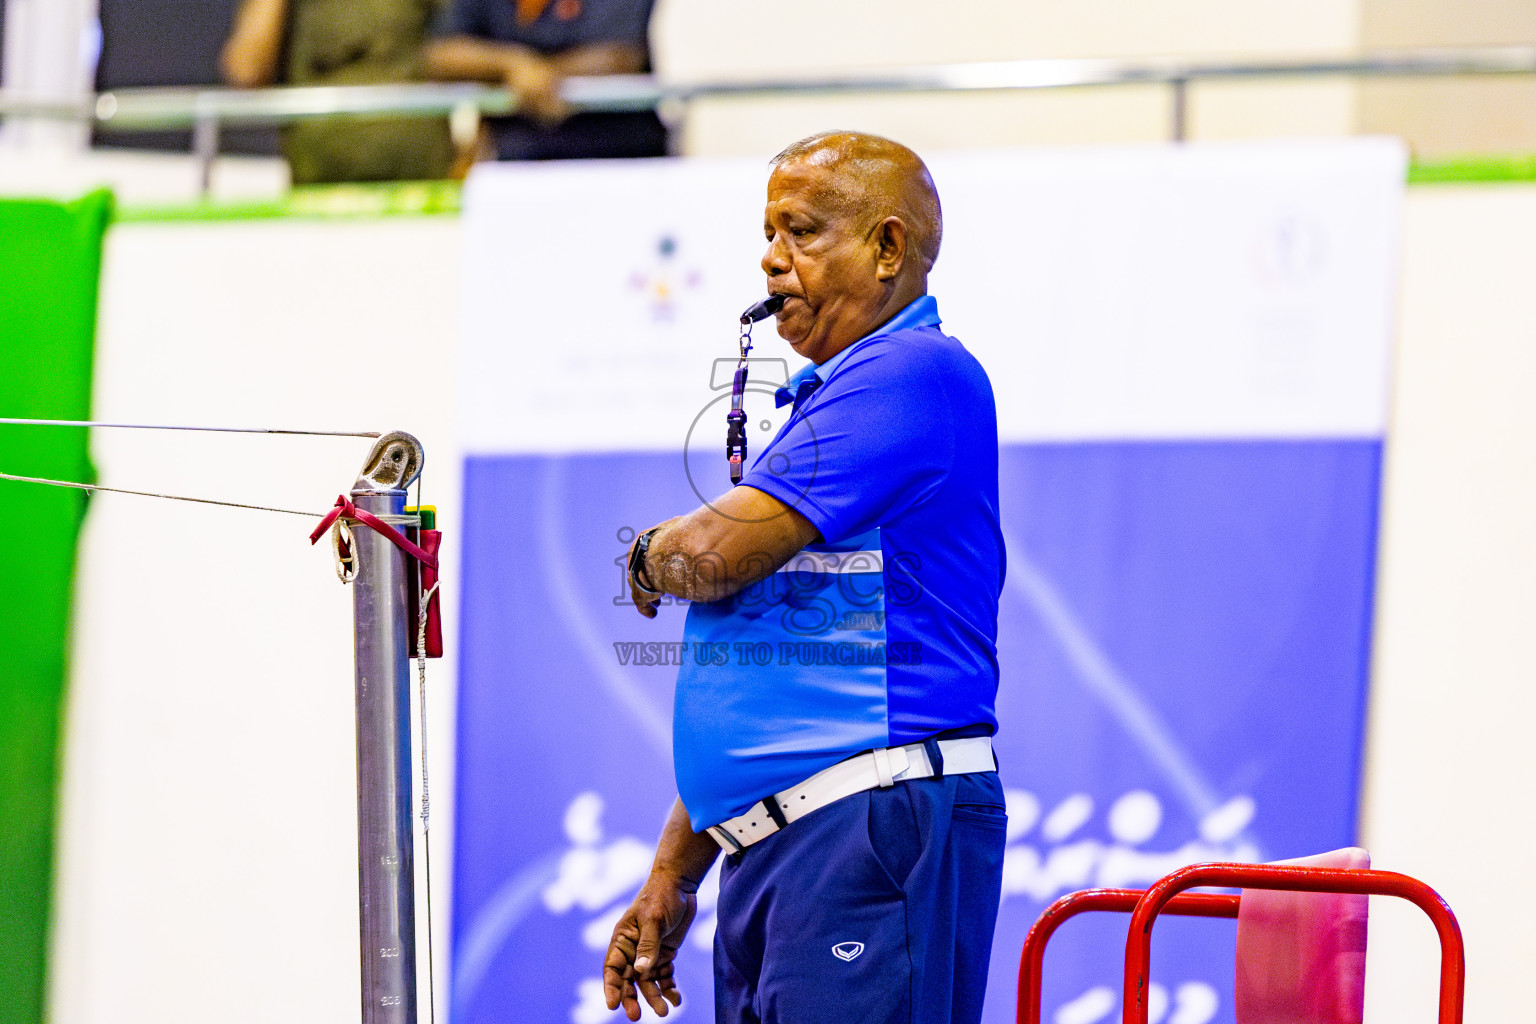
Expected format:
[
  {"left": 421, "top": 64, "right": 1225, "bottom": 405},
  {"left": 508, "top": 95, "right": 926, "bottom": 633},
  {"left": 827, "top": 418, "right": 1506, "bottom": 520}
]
[{"left": 4, "top": 46, "right": 1536, "bottom": 195}]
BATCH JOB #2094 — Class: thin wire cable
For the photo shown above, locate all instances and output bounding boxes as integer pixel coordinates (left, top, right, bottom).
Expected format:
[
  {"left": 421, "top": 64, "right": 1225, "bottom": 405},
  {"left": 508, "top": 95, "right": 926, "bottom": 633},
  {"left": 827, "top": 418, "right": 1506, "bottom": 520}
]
[
  {"left": 0, "top": 470, "right": 324, "bottom": 517},
  {"left": 0, "top": 418, "right": 380, "bottom": 438}
]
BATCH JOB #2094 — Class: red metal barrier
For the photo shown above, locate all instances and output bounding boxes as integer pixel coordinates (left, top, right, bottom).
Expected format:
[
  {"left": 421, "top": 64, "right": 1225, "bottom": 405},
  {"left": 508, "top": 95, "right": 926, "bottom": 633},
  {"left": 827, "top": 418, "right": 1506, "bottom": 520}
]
[
  {"left": 1121, "top": 863, "right": 1465, "bottom": 1024},
  {"left": 1016, "top": 888, "right": 1238, "bottom": 1024}
]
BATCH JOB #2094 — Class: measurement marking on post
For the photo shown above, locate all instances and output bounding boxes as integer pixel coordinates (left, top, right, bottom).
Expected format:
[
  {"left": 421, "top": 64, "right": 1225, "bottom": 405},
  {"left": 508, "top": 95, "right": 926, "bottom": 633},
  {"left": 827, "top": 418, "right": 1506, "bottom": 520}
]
[{"left": 380, "top": 947, "right": 401, "bottom": 958}]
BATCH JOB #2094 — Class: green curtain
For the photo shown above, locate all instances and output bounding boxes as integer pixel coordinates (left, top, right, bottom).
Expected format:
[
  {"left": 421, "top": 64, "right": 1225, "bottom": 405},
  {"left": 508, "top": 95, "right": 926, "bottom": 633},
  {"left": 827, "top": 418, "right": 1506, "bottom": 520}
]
[{"left": 0, "top": 190, "right": 110, "bottom": 1024}]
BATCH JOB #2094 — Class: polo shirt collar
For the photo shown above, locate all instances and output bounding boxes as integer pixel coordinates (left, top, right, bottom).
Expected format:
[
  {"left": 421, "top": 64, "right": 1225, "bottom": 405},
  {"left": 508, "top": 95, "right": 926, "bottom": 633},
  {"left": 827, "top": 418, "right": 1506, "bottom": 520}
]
[{"left": 780, "top": 295, "right": 942, "bottom": 397}]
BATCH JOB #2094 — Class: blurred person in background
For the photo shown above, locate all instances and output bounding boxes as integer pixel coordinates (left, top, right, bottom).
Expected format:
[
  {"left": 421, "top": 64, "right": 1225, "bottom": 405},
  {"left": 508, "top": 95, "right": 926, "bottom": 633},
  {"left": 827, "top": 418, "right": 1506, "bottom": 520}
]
[
  {"left": 425, "top": 0, "right": 666, "bottom": 161},
  {"left": 222, "top": 0, "right": 456, "bottom": 183}
]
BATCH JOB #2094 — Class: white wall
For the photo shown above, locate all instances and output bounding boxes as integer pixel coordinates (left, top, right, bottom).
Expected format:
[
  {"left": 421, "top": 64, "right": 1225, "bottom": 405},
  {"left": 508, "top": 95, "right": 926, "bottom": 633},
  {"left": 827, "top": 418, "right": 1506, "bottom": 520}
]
[
  {"left": 49, "top": 217, "right": 463, "bottom": 1024},
  {"left": 653, "top": 0, "right": 1362, "bottom": 78},
  {"left": 0, "top": 149, "right": 289, "bottom": 204},
  {"left": 652, "top": 0, "right": 1362, "bottom": 156},
  {"left": 43, "top": 181, "right": 1536, "bottom": 1024},
  {"left": 1361, "top": 185, "right": 1536, "bottom": 1024}
]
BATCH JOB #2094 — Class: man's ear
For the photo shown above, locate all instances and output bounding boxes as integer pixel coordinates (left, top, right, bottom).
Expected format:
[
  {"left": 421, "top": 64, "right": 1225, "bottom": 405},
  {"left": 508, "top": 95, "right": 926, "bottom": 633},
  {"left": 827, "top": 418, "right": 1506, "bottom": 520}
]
[{"left": 873, "top": 217, "right": 907, "bottom": 282}]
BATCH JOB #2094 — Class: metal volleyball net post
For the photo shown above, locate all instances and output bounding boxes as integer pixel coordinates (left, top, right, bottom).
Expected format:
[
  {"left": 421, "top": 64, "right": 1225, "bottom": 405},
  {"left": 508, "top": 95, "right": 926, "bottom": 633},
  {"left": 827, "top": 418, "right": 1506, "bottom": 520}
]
[{"left": 343, "top": 431, "right": 427, "bottom": 1024}]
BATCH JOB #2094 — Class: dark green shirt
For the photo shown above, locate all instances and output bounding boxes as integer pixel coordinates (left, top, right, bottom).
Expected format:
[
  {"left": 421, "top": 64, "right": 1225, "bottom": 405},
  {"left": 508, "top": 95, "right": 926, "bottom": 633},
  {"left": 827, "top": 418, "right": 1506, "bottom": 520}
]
[{"left": 282, "top": 0, "right": 454, "bottom": 183}]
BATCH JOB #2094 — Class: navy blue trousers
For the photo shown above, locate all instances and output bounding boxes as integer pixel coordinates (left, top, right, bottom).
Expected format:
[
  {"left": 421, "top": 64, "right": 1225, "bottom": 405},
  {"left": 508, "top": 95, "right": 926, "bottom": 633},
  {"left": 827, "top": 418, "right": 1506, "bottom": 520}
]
[{"left": 714, "top": 771, "right": 1007, "bottom": 1024}]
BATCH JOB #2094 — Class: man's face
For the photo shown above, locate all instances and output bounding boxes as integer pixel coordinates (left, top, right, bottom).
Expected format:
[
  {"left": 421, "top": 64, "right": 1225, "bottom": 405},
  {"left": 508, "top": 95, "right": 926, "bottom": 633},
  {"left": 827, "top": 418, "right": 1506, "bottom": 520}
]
[{"left": 761, "top": 159, "right": 885, "bottom": 365}]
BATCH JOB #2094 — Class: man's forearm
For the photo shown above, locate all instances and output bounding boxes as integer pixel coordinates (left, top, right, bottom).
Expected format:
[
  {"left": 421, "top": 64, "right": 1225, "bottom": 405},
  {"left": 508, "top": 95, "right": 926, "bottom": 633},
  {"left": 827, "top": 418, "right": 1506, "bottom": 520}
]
[
  {"left": 425, "top": 37, "right": 641, "bottom": 84},
  {"left": 635, "top": 487, "right": 819, "bottom": 606},
  {"left": 645, "top": 519, "right": 771, "bottom": 604},
  {"left": 424, "top": 35, "right": 540, "bottom": 82},
  {"left": 650, "top": 797, "right": 719, "bottom": 888},
  {"left": 221, "top": 0, "right": 287, "bottom": 87},
  {"left": 549, "top": 42, "right": 646, "bottom": 77}
]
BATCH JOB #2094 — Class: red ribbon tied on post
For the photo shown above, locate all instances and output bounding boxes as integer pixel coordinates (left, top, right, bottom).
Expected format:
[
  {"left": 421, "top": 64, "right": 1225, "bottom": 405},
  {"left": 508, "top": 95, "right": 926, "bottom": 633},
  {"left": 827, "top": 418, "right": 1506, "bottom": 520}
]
[{"left": 308, "top": 494, "right": 438, "bottom": 569}]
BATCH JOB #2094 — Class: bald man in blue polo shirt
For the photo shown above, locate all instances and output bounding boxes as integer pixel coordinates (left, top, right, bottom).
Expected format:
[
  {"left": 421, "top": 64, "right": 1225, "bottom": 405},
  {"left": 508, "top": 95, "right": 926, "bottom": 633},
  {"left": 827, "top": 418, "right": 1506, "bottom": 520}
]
[{"left": 606, "top": 131, "right": 1007, "bottom": 1024}]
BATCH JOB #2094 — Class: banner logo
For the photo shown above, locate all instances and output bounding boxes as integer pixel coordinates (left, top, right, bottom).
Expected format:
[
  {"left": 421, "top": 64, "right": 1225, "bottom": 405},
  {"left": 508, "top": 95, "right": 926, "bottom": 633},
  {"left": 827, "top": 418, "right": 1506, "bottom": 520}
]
[{"left": 627, "top": 234, "right": 702, "bottom": 322}]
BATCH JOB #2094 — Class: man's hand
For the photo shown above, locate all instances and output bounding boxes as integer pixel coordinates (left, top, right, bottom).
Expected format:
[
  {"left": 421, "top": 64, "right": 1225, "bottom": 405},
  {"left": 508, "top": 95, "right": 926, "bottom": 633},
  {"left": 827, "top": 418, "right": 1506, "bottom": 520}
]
[
  {"left": 627, "top": 517, "right": 681, "bottom": 618},
  {"left": 604, "top": 799, "right": 720, "bottom": 1019},
  {"left": 629, "top": 572, "right": 662, "bottom": 619},
  {"left": 603, "top": 871, "right": 696, "bottom": 1020},
  {"left": 503, "top": 51, "right": 569, "bottom": 125}
]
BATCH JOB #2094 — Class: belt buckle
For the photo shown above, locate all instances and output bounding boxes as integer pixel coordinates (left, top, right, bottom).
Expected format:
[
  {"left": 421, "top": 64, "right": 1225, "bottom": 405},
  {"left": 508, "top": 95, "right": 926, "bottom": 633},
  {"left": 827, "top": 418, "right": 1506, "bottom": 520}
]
[{"left": 710, "top": 825, "right": 744, "bottom": 854}]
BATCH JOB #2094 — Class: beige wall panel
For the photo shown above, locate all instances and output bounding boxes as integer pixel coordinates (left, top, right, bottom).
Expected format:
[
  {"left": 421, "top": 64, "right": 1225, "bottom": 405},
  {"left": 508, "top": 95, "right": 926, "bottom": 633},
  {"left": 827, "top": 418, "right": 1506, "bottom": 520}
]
[
  {"left": 1359, "top": 0, "right": 1536, "bottom": 157},
  {"left": 679, "top": 87, "right": 1174, "bottom": 159},
  {"left": 1187, "top": 79, "right": 1358, "bottom": 139},
  {"left": 1359, "top": 78, "right": 1536, "bottom": 157},
  {"left": 1361, "top": 0, "right": 1536, "bottom": 46},
  {"left": 652, "top": 0, "right": 1361, "bottom": 82},
  {"left": 1362, "top": 185, "right": 1536, "bottom": 1024}
]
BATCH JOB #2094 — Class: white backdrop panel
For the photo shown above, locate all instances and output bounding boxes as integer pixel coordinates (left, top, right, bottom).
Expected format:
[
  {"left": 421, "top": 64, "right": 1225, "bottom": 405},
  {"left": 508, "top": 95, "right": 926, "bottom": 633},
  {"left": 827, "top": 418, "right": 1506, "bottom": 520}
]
[{"left": 460, "top": 139, "right": 1405, "bottom": 452}]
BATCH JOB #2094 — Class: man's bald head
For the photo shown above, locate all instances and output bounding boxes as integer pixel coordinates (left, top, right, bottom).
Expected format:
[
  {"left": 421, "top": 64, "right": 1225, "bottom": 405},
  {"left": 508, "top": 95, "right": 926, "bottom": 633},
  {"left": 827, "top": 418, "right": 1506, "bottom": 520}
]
[
  {"left": 770, "top": 131, "right": 943, "bottom": 272},
  {"left": 760, "top": 131, "right": 941, "bottom": 363}
]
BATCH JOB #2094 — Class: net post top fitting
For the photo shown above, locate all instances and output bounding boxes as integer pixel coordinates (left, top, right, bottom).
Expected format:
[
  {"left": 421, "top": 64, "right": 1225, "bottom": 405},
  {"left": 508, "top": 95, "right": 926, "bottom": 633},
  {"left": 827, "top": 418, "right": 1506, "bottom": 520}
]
[{"left": 353, "top": 431, "right": 424, "bottom": 495}]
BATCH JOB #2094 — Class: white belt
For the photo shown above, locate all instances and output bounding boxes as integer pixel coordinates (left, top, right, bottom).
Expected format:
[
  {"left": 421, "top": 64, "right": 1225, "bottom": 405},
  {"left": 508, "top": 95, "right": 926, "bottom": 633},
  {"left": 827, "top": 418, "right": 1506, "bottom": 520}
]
[{"left": 706, "top": 736, "right": 996, "bottom": 854}]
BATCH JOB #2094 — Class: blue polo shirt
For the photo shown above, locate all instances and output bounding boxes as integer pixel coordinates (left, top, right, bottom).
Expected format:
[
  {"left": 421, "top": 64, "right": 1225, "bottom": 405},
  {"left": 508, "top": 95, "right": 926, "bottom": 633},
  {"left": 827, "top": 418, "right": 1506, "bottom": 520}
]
[{"left": 673, "top": 296, "right": 1005, "bottom": 830}]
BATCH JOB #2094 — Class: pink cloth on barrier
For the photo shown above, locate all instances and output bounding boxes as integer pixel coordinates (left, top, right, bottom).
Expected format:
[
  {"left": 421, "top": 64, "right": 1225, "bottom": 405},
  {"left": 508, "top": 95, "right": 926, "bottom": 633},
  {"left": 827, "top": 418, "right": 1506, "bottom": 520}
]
[{"left": 1235, "top": 847, "right": 1370, "bottom": 1024}]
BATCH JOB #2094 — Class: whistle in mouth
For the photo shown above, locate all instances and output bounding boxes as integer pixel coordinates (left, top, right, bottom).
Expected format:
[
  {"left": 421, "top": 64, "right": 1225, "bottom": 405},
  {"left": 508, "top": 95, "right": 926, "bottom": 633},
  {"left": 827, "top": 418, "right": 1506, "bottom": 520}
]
[{"left": 740, "top": 294, "right": 786, "bottom": 324}]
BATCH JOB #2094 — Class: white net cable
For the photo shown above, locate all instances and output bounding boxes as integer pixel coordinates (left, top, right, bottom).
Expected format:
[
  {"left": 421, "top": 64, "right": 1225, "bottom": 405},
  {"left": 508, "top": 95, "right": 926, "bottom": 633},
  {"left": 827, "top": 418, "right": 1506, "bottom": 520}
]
[
  {"left": 0, "top": 470, "right": 326, "bottom": 517},
  {"left": 0, "top": 417, "right": 380, "bottom": 437}
]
